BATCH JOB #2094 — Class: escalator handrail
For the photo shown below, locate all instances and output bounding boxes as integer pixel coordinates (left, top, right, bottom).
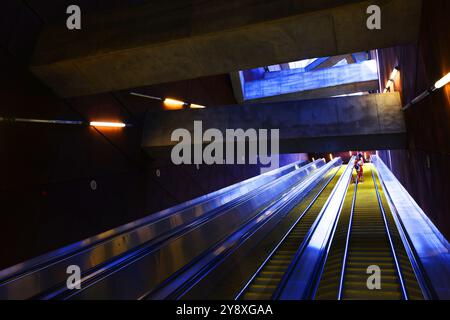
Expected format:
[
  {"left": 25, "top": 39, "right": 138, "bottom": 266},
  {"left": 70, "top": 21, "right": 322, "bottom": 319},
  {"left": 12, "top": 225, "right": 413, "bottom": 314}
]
[
  {"left": 0, "top": 158, "right": 312, "bottom": 282},
  {"left": 273, "top": 157, "right": 355, "bottom": 299},
  {"left": 134, "top": 158, "right": 342, "bottom": 300},
  {"left": 336, "top": 180, "right": 358, "bottom": 299},
  {"left": 148, "top": 159, "right": 342, "bottom": 300},
  {"left": 234, "top": 164, "right": 341, "bottom": 300},
  {"left": 371, "top": 156, "right": 436, "bottom": 300},
  {"left": 37, "top": 159, "right": 320, "bottom": 300},
  {"left": 371, "top": 168, "right": 408, "bottom": 300},
  {"left": 44, "top": 159, "right": 327, "bottom": 300},
  {"left": 307, "top": 157, "right": 356, "bottom": 300},
  {"left": 0, "top": 160, "right": 321, "bottom": 299}
]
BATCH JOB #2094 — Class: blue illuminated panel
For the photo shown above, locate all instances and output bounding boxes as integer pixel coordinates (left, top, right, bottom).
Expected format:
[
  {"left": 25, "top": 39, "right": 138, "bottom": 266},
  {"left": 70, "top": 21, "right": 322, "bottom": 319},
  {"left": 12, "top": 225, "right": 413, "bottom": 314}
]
[{"left": 240, "top": 53, "right": 378, "bottom": 101}]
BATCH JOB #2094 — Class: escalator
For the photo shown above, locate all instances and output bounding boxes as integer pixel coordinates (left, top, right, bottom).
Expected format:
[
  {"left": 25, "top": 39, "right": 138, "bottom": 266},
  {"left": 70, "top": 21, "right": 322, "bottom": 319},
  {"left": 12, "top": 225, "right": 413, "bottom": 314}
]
[
  {"left": 315, "top": 165, "right": 423, "bottom": 300},
  {"left": 1, "top": 157, "right": 438, "bottom": 300},
  {"left": 0, "top": 159, "right": 325, "bottom": 300},
  {"left": 240, "top": 166, "right": 346, "bottom": 300}
]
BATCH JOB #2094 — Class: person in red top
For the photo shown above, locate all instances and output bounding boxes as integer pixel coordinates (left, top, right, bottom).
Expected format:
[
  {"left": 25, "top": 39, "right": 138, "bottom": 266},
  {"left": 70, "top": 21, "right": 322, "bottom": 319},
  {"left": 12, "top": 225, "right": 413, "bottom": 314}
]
[
  {"left": 352, "top": 153, "right": 364, "bottom": 183},
  {"left": 357, "top": 153, "right": 364, "bottom": 183}
]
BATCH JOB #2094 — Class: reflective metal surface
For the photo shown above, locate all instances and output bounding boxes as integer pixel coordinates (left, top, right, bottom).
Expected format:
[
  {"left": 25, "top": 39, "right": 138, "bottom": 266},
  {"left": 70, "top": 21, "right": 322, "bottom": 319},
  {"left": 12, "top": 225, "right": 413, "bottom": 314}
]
[
  {"left": 149, "top": 159, "right": 343, "bottom": 300},
  {"left": 372, "top": 155, "right": 450, "bottom": 299},
  {"left": 40, "top": 160, "right": 323, "bottom": 299},
  {"left": 371, "top": 168, "right": 407, "bottom": 299},
  {"left": 0, "top": 159, "right": 317, "bottom": 299},
  {"left": 276, "top": 158, "right": 355, "bottom": 299},
  {"left": 337, "top": 178, "right": 358, "bottom": 299}
]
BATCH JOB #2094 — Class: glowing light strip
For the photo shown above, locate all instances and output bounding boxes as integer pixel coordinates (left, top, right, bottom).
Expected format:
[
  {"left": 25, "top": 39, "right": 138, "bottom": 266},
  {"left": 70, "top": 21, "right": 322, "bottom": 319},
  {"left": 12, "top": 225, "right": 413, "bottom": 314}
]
[
  {"left": 403, "top": 72, "right": 450, "bottom": 111},
  {"left": 130, "top": 92, "right": 207, "bottom": 109},
  {"left": 383, "top": 67, "right": 400, "bottom": 93},
  {"left": 190, "top": 103, "right": 206, "bottom": 109},
  {"left": 89, "top": 121, "right": 126, "bottom": 128},
  {"left": 434, "top": 72, "right": 450, "bottom": 89},
  {"left": 163, "top": 98, "right": 186, "bottom": 110}
]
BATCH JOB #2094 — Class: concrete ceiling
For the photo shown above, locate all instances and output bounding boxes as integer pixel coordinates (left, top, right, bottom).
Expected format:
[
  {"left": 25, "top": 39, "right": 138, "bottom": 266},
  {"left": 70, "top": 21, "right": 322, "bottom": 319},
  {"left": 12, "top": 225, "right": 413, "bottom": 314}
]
[{"left": 28, "top": 0, "right": 422, "bottom": 97}]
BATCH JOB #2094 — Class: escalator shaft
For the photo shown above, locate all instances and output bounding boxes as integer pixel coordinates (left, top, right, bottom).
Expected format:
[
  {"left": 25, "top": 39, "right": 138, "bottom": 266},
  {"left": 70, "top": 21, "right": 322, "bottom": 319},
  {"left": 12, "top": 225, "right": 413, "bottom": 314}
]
[{"left": 315, "top": 165, "right": 423, "bottom": 300}]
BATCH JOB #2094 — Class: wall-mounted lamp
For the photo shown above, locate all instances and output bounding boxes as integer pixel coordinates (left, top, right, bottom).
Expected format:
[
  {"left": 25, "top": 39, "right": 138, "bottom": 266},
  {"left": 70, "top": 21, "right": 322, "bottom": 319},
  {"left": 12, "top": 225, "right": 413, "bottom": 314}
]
[
  {"left": 130, "top": 92, "right": 207, "bottom": 110},
  {"left": 163, "top": 98, "right": 186, "bottom": 110},
  {"left": 189, "top": 103, "right": 207, "bottom": 109},
  {"left": 89, "top": 121, "right": 126, "bottom": 128},
  {"left": 434, "top": 72, "right": 450, "bottom": 89},
  {"left": 383, "top": 66, "right": 400, "bottom": 93},
  {"left": 403, "top": 72, "right": 450, "bottom": 111}
]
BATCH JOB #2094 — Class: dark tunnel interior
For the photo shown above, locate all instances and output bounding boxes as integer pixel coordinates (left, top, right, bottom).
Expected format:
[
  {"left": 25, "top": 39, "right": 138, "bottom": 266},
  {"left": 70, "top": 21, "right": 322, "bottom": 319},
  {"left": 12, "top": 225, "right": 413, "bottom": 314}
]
[{"left": 0, "top": 0, "right": 449, "bottom": 302}]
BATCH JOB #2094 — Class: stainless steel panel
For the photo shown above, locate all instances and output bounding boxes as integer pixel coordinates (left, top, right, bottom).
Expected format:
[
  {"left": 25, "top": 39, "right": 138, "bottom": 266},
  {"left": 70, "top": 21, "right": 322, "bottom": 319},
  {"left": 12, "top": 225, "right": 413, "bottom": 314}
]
[
  {"left": 0, "top": 159, "right": 320, "bottom": 299},
  {"left": 372, "top": 155, "right": 450, "bottom": 299},
  {"left": 276, "top": 158, "right": 354, "bottom": 299},
  {"left": 149, "top": 161, "right": 343, "bottom": 299},
  {"left": 62, "top": 160, "right": 330, "bottom": 299}
]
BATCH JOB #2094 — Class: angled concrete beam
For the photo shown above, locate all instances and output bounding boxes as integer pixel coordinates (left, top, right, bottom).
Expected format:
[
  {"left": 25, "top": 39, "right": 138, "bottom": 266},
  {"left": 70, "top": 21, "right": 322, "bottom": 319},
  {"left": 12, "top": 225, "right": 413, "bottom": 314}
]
[
  {"left": 309, "top": 54, "right": 356, "bottom": 70},
  {"left": 31, "top": 0, "right": 422, "bottom": 97},
  {"left": 142, "top": 92, "right": 406, "bottom": 155},
  {"left": 244, "top": 60, "right": 378, "bottom": 100},
  {"left": 244, "top": 80, "right": 379, "bottom": 104}
]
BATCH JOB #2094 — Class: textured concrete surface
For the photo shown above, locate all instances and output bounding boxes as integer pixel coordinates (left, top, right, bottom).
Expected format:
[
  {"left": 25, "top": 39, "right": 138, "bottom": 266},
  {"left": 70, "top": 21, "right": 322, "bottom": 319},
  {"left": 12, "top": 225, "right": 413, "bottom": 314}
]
[
  {"left": 30, "top": 0, "right": 422, "bottom": 97},
  {"left": 142, "top": 92, "right": 406, "bottom": 155},
  {"left": 243, "top": 60, "right": 378, "bottom": 100},
  {"left": 241, "top": 80, "right": 379, "bottom": 104}
]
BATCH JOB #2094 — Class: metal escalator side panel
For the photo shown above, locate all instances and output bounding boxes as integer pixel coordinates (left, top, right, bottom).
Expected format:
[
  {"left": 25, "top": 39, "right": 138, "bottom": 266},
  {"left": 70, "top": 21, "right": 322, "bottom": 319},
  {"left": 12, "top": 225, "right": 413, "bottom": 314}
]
[
  {"left": 147, "top": 159, "right": 343, "bottom": 300},
  {"left": 314, "top": 181, "right": 356, "bottom": 300},
  {"left": 372, "top": 155, "right": 449, "bottom": 299},
  {"left": 371, "top": 168, "right": 408, "bottom": 300},
  {"left": 275, "top": 157, "right": 356, "bottom": 300},
  {"left": 0, "top": 159, "right": 323, "bottom": 300},
  {"left": 337, "top": 180, "right": 358, "bottom": 300},
  {"left": 372, "top": 169, "right": 424, "bottom": 300},
  {"left": 0, "top": 158, "right": 316, "bottom": 285},
  {"left": 55, "top": 160, "right": 335, "bottom": 299},
  {"left": 239, "top": 166, "right": 343, "bottom": 300}
]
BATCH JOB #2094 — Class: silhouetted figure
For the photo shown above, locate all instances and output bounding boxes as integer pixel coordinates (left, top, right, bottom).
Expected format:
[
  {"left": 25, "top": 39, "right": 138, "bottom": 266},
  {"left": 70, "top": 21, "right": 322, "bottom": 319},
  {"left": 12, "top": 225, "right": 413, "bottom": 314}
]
[{"left": 357, "top": 153, "right": 364, "bottom": 183}]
